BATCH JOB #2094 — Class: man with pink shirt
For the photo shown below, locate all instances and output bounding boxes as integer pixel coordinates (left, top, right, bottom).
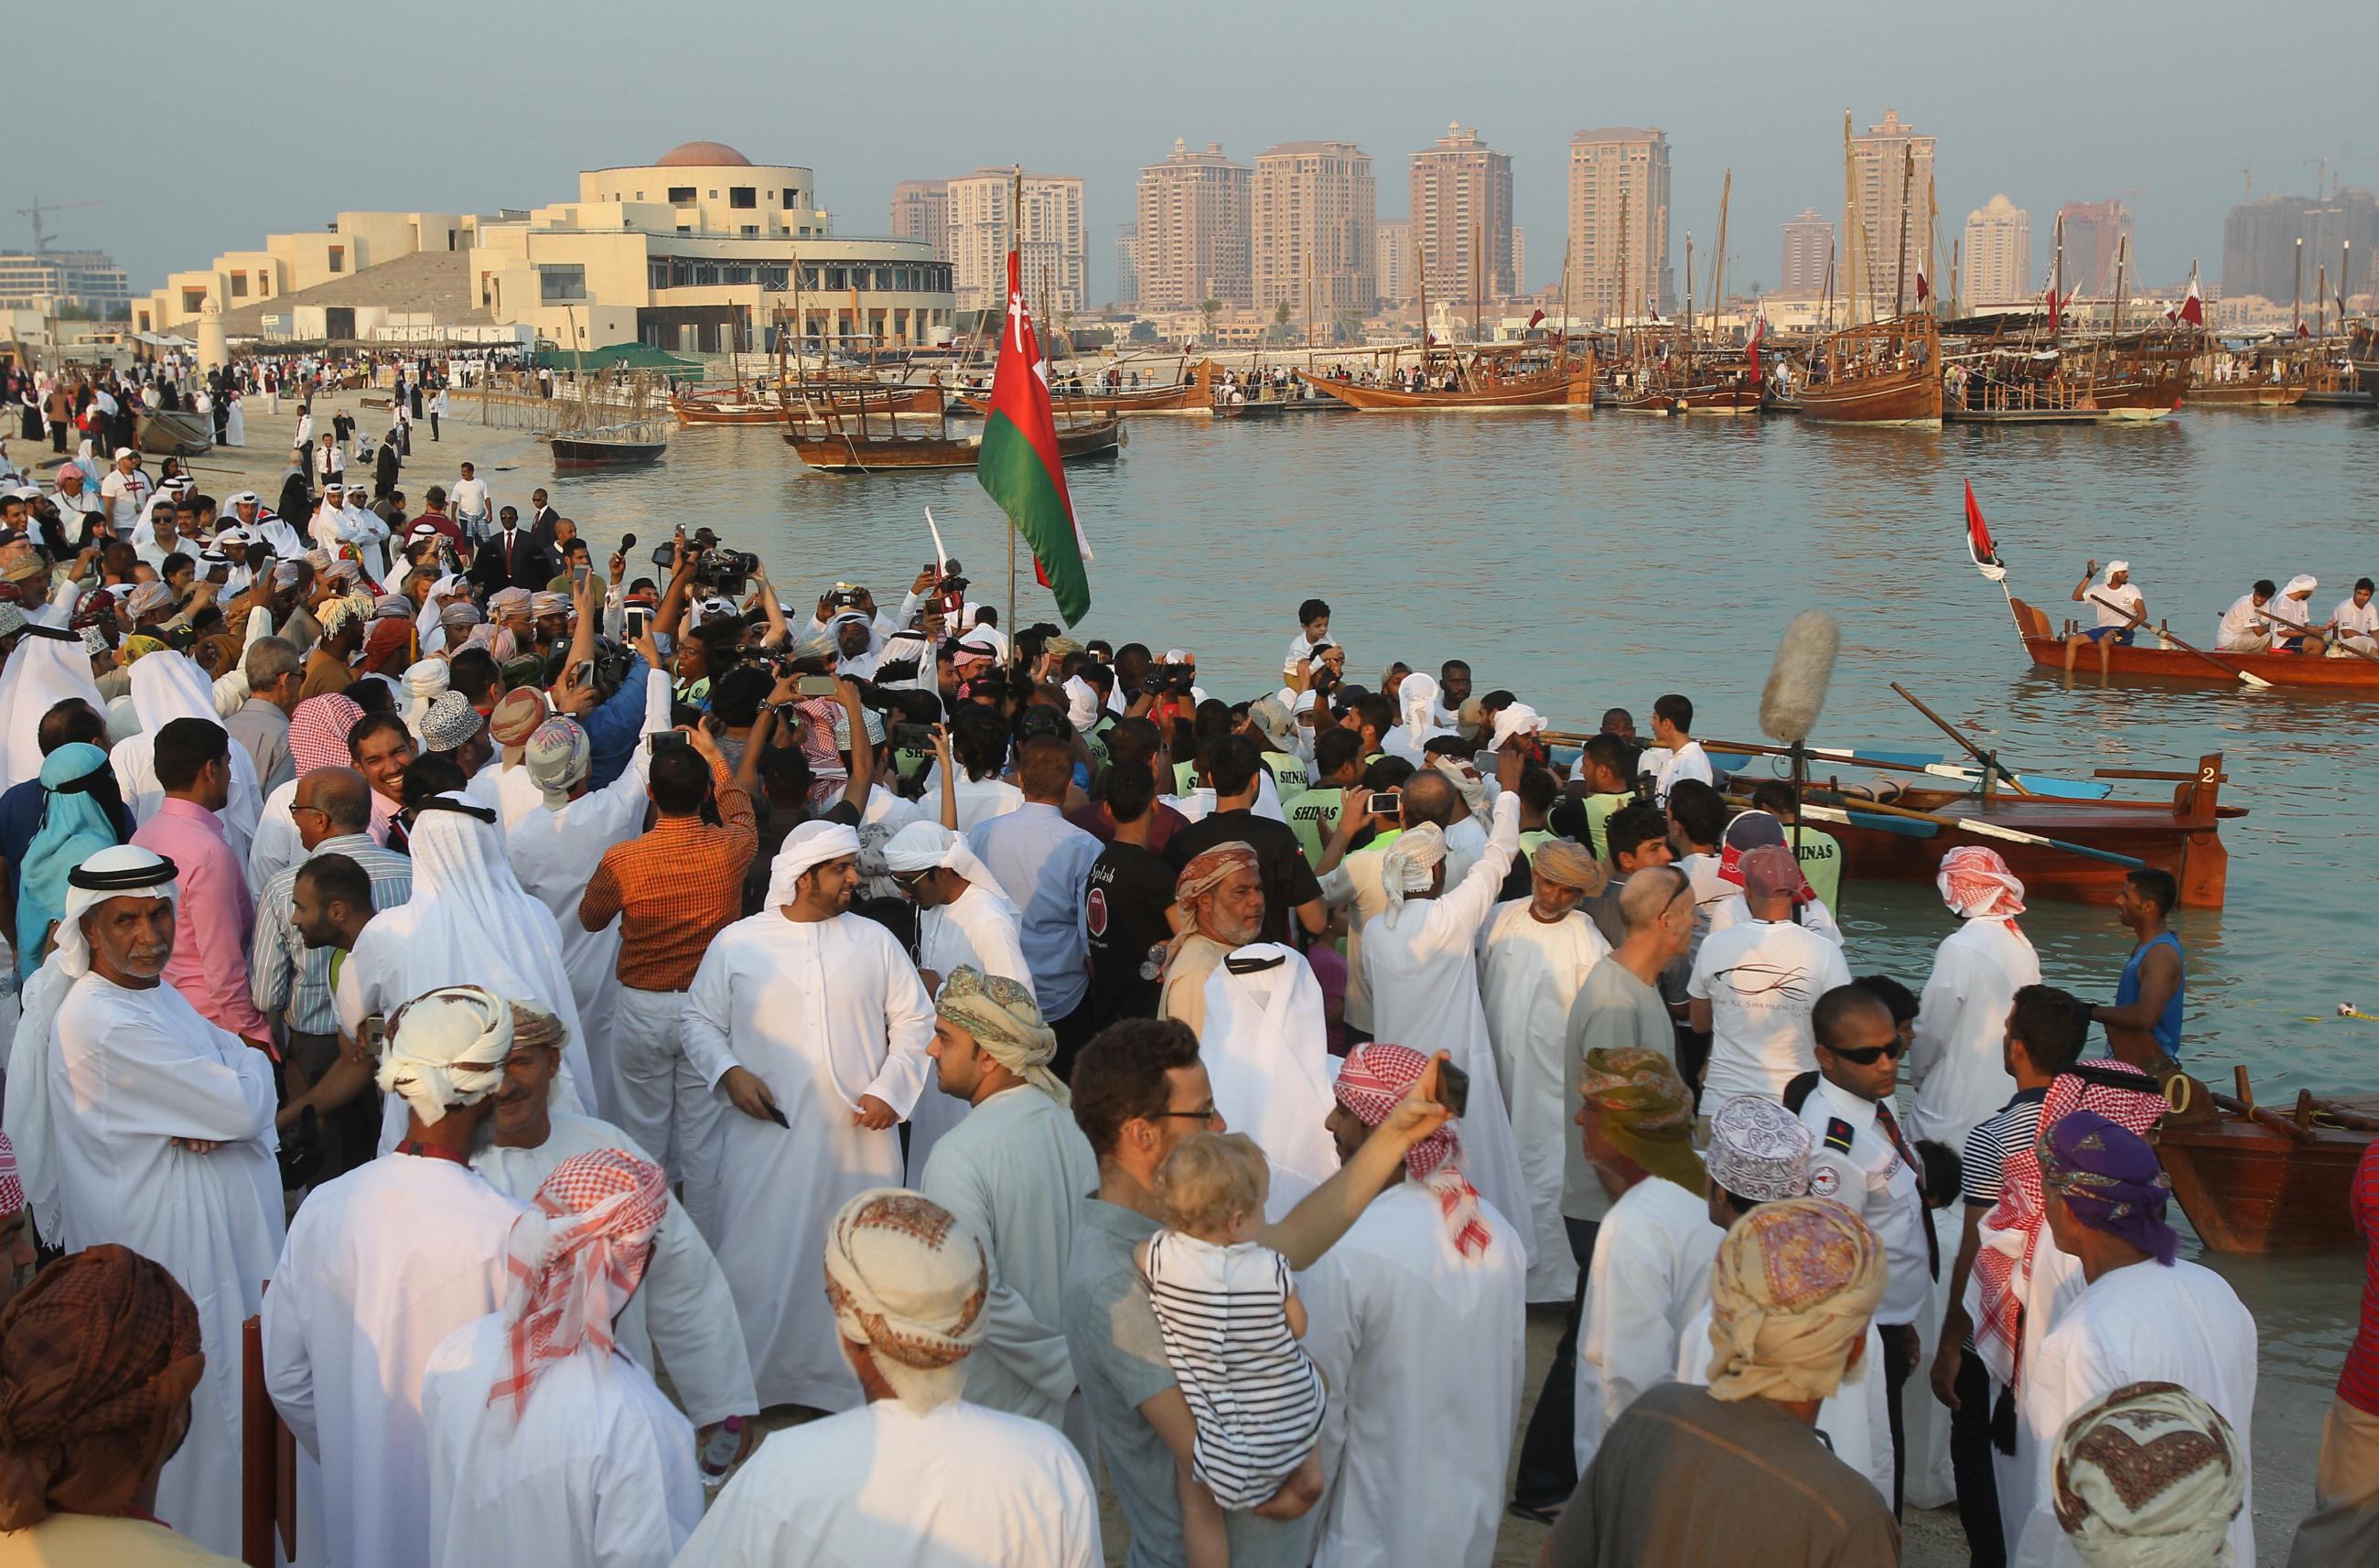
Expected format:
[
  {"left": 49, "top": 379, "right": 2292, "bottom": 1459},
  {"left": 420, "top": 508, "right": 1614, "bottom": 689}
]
[{"left": 131, "top": 716, "right": 274, "bottom": 1055}]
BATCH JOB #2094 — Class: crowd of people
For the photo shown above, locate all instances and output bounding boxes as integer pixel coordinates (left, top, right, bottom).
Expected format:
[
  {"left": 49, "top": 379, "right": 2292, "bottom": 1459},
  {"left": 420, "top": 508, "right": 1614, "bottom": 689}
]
[{"left": 0, "top": 419, "right": 2364, "bottom": 1568}]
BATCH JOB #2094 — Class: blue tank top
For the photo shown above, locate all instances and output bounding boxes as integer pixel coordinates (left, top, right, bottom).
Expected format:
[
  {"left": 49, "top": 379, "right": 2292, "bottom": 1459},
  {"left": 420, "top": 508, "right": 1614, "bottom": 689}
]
[{"left": 2115, "top": 931, "right": 2185, "bottom": 1057}]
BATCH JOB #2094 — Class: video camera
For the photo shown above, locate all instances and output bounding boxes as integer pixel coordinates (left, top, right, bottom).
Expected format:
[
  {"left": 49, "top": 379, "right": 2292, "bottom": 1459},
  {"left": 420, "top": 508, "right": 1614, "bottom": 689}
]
[
  {"left": 928, "top": 557, "right": 968, "bottom": 618},
  {"left": 653, "top": 528, "right": 759, "bottom": 601}
]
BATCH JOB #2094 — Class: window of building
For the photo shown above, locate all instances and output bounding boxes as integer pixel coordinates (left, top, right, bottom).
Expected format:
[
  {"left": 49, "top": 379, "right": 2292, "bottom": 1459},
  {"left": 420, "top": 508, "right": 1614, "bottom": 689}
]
[
  {"left": 181, "top": 289, "right": 207, "bottom": 313},
  {"left": 650, "top": 260, "right": 671, "bottom": 291},
  {"left": 825, "top": 266, "right": 846, "bottom": 291},
  {"left": 229, "top": 273, "right": 249, "bottom": 298},
  {"left": 538, "top": 264, "right": 587, "bottom": 302},
  {"left": 740, "top": 224, "right": 759, "bottom": 237},
  {"left": 328, "top": 247, "right": 344, "bottom": 274},
  {"left": 259, "top": 276, "right": 271, "bottom": 297},
  {"left": 676, "top": 226, "right": 691, "bottom": 235},
  {"left": 668, "top": 187, "right": 695, "bottom": 205},
  {"left": 759, "top": 263, "right": 790, "bottom": 292},
  {"left": 730, "top": 187, "right": 756, "bottom": 209},
  {"left": 782, "top": 188, "right": 797, "bottom": 209},
  {"left": 709, "top": 189, "right": 719, "bottom": 199}
]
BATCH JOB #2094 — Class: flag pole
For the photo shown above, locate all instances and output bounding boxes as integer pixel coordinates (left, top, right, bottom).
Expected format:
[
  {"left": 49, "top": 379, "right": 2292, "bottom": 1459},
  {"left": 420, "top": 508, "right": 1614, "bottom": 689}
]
[{"left": 1007, "top": 166, "right": 1021, "bottom": 641}]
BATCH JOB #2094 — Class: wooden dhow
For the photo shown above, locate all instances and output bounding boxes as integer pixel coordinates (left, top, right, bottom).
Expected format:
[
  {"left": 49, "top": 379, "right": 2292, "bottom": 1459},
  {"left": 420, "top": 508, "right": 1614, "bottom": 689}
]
[
  {"left": 2156, "top": 1066, "right": 2379, "bottom": 1252},
  {"left": 1295, "top": 345, "right": 1595, "bottom": 411}
]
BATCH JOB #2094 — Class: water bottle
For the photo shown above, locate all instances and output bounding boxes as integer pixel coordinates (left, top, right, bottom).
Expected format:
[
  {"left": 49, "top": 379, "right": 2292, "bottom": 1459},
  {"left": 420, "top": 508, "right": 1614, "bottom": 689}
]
[{"left": 699, "top": 1415, "right": 745, "bottom": 1493}]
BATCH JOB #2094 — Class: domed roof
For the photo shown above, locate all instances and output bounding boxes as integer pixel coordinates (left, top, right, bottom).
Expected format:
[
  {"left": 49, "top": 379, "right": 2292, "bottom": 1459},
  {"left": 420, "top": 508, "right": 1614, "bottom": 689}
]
[{"left": 653, "top": 140, "right": 751, "bottom": 167}]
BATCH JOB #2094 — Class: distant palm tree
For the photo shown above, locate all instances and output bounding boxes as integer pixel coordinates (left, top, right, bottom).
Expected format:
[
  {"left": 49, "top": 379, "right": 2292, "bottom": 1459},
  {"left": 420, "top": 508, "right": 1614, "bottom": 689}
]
[{"left": 1199, "top": 298, "right": 1222, "bottom": 342}]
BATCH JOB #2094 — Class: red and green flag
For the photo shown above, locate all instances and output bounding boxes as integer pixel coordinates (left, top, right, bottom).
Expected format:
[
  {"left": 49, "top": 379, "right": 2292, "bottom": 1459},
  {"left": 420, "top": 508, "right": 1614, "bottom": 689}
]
[{"left": 976, "top": 251, "right": 1093, "bottom": 625}]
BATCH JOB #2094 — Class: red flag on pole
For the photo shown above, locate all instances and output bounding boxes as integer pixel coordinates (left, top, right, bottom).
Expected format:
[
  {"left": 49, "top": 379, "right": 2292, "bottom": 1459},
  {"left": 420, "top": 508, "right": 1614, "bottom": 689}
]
[
  {"left": 1527, "top": 307, "right": 1545, "bottom": 328},
  {"left": 1746, "top": 314, "right": 1766, "bottom": 383},
  {"left": 1965, "top": 480, "right": 2007, "bottom": 582},
  {"left": 1916, "top": 258, "right": 1931, "bottom": 303},
  {"left": 2177, "top": 276, "right": 2204, "bottom": 327}
]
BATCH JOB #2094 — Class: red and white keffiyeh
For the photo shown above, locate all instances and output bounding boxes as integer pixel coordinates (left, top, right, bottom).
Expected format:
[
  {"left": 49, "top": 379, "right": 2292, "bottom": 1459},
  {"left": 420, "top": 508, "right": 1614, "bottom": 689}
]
[
  {"left": 289, "top": 693, "right": 364, "bottom": 775},
  {"left": 1332, "top": 1042, "right": 1491, "bottom": 1260},
  {"left": 1967, "top": 1061, "right": 2166, "bottom": 1386},
  {"left": 488, "top": 1148, "right": 669, "bottom": 1420},
  {"left": 0, "top": 1132, "right": 24, "bottom": 1216},
  {"left": 1936, "top": 846, "right": 2029, "bottom": 934}
]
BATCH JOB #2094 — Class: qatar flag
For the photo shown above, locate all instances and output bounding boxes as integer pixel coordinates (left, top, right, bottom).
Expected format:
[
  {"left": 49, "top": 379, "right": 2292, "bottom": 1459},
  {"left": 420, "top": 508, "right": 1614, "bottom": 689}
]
[
  {"left": 1965, "top": 480, "right": 2007, "bottom": 583},
  {"left": 1746, "top": 314, "right": 1766, "bottom": 383},
  {"left": 2177, "top": 276, "right": 2204, "bottom": 327},
  {"left": 1915, "top": 258, "right": 1931, "bottom": 303},
  {"left": 1527, "top": 307, "right": 1545, "bottom": 328}
]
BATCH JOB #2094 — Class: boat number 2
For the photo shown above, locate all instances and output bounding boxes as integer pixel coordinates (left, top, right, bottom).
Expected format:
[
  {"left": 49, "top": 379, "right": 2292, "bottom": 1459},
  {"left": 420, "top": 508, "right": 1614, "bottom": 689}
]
[{"left": 2200, "top": 766, "right": 2217, "bottom": 783}]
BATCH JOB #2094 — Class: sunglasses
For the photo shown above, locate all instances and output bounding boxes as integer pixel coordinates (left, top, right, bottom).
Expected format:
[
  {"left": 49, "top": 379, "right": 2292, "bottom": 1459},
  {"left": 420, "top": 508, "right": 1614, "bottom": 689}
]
[{"left": 1823, "top": 1038, "right": 1908, "bottom": 1066}]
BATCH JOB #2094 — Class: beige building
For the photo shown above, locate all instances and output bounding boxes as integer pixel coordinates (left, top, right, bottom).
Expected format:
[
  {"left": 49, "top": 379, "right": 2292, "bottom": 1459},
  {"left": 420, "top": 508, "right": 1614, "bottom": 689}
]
[
  {"left": 1847, "top": 110, "right": 1935, "bottom": 316},
  {"left": 888, "top": 179, "right": 950, "bottom": 258},
  {"left": 944, "top": 168, "right": 1086, "bottom": 317},
  {"left": 144, "top": 140, "right": 955, "bottom": 355},
  {"left": 1566, "top": 127, "right": 1672, "bottom": 323},
  {"left": 1778, "top": 207, "right": 1834, "bottom": 296},
  {"left": 1114, "top": 223, "right": 1138, "bottom": 307},
  {"left": 2059, "top": 199, "right": 2133, "bottom": 297},
  {"left": 1136, "top": 140, "right": 1252, "bottom": 311},
  {"left": 1252, "top": 141, "right": 1375, "bottom": 317},
  {"left": 1376, "top": 220, "right": 1413, "bottom": 305},
  {"left": 1410, "top": 124, "right": 1514, "bottom": 301},
  {"left": 1963, "top": 195, "right": 2031, "bottom": 307}
]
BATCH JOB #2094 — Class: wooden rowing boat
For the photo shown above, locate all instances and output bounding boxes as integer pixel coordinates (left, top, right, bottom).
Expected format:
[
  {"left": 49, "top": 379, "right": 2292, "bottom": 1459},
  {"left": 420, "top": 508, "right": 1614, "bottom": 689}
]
[
  {"left": 2156, "top": 1067, "right": 2377, "bottom": 1251},
  {"left": 2008, "top": 596, "right": 2379, "bottom": 689},
  {"left": 1295, "top": 349, "right": 1595, "bottom": 411}
]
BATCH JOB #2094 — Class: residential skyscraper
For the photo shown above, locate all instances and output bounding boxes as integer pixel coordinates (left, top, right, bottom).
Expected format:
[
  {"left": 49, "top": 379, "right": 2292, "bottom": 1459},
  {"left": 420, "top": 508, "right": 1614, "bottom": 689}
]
[
  {"left": 1846, "top": 110, "right": 1934, "bottom": 316},
  {"left": 1409, "top": 123, "right": 1514, "bottom": 301},
  {"left": 1114, "top": 223, "right": 1138, "bottom": 307},
  {"left": 1252, "top": 140, "right": 1376, "bottom": 316},
  {"left": 888, "top": 179, "right": 950, "bottom": 260},
  {"left": 943, "top": 169, "right": 1086, "bottom": 316},
  {"left": 2221, "top": 191, "right": 2379, "bottom": 304},
  {"left": 1136, "top": 139, "right": 1253, "bottom": 311},
  {"left": 1779, "top": 207, "right": 1834, "bottom": 296},
  {"left": 1566, "top": 127, "right": 1672, "bottom": 323},
  {"left": 2058, "top": 199, "right": 2133, "bottom": 297},
  {"left": 1377, "top": 220, "right": 1412, "bottom": 305},
  {"left": 1962, "top": 195, "right": 2030, "bottom": 306},
  {"left": 1512, "top": 227, "right": 1526, "bottom": 294}
]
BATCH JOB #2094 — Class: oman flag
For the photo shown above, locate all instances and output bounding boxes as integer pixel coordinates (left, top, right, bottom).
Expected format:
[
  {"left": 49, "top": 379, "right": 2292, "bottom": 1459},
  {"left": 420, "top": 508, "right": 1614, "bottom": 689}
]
[{"left": 977, "top": 249, "right": 1093, "bottom": 625}]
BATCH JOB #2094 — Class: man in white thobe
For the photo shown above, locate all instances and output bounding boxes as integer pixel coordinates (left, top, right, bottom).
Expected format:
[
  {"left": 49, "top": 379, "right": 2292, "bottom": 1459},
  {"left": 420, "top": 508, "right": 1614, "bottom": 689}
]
[
  {"left": 504, "top": 685, "right": 668, "bottom": 1122},
  {"left": 423, "top": 1147, "right": 705, "bottom": 1568},
  {"left": 470, "top": 1004, "right": 756, "bottom": 1449},
  {"left": 1909, "top": 848, "right": 2043, "bottom": 1147},
  {"left": 1196, "top": 941, "right": 1340, "bottom": 1214},
  {"left": 1359, "top": 783, "right": 1534, "bottom": 1272},
  {"left": 264, "top": 985, "right": 529, "bottom": 1568},
  {"left": 10, "top": 845, "right": 281, "bottom": 1560},
  {"left": 1566, "top": 1048, "right": 1719, "bottom": 1475},
  {"left": 675, "top": 1188, "right": 1102, "bottom": 1568},
  {"left": 681, "top": 822, "right": 935, "bottom": 1412},
  {"left": 1299, "top": 1042, "right": 1527, "bottom": 1568},
  {"left": 1478, "top": 839, "right": 1609, "bottom": 1303},
  {"left": 2014, "top": 1111, "right": 2258, "bottom": 1568},
  {"left": 883, "top": 818, "right": 1033, "bottom": 1176},
  {"left": 915, "top": 967, "right": 1098, "bottom": 1457}
]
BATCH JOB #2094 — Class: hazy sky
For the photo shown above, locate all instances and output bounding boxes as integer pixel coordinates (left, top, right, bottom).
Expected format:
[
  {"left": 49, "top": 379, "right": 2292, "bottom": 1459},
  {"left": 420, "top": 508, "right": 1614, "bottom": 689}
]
[{"left": 16, "top": 0, "right": 2375, "bottom": 299}]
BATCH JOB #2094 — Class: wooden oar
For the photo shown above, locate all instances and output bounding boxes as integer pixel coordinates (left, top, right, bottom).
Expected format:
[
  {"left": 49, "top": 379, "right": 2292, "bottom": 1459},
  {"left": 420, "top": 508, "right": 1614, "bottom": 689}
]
[
  {"left": 2088, "top": 594, "right": 2274, "bottom": 690},
  {"left": 2257, "top": 607, "right": 2379, "bottom": 665},
  {"left": 1889, "top": 683, "right": 2033, "bottom": 796},
  {"left": 1784, "top": 795, "right": 2148, "bottom": 870}
]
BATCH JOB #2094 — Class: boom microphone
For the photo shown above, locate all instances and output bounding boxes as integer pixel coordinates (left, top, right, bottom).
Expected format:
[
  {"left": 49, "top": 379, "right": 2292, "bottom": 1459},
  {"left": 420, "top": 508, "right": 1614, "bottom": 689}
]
[{"left": 1760, "top": 610, "right": 1840, "bottom": 746}]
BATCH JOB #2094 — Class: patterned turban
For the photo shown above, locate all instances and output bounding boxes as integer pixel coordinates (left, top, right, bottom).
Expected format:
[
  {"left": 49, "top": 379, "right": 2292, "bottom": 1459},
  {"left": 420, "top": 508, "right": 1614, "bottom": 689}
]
[
  {"left": 1579, "top": 1047, "right": 1705, "bottom": 1190},
  {"left": 1334, "top": 1042, "right": 1491, "bottom": 1259},
  {"left": 1937, "top": 845, "right": 2029, "bottom": 931},
  {"left": 1379, "top": 821, "right": 1448, "bottom": 914},
  {"left": 935, "top": 966, "right": 1066, "bottom": 1106},
  {"left": 488, "top": 586, "right": 532, "bottom": 624},
  {"left": 2036, "top": 1110, "right": 2178, "bottom": 1265},
  {"left": 0, "top": 1135, "right": 21, "bottom": 1217},
  {"left": 377, "top": 985, "right": 514, "bottom": 1126},
  {"left": 1705, "top": 1196, "right": 1886, "bottom": 1404},
  {"left": 1174, "top": 841, "right": 1258, "bottom": 916},
  {"left": 115, "top": 634, "right": 164, "bottom": 665},
  {"left": 1530, "top": 837, "right": 1606, "bottom": 894},
  {"left": 0, "top": 1244, "right": 204, "bottom": 1530},
  {"left": 318, "top": 591, "right": 374, "bottom": 640},
  {"left": 2053, "top": 1381, "right": 2245, "bottom": 1568},
  {"left": 530, "top": 591, "right": 569, "bottom": 621},
  {"left": 489, "top": 1148, "right": 669, "bottom": 1421},
  {"left": 822, "top": 1188, "right": 988, "bottom": 1412},
  {"left": 418, "top": 689, "right": 485, "bottom": 754},
  {"left": 489, "top": 687, "right": 550, "bottom": 752},
  {"left": 1706, "top": 1093, "right": 1814, "bottom": 1204},
  {"left": 287, "top": 694, "right": 361, "bottom": 780},
  {"left": 124, "top": 581, "right": 174, "bottom": 619},
  {"left": 371, "top": 593, "right": 414, "bottom": 621},
  {"left": 523, "top": 716, "right": 590, "bottom": 808}
]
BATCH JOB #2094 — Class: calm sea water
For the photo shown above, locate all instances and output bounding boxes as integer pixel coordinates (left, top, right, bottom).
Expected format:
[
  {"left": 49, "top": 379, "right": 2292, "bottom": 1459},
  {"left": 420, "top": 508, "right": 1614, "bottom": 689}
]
[{"left": 551, "top": 403, "right": 2379, "bottom": 1097}]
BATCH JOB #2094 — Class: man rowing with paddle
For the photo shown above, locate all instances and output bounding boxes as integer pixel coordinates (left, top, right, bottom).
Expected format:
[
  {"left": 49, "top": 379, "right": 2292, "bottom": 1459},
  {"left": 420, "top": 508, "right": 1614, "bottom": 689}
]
[
  {"left": 2261, "top": 573, "right": 2330, "bottom": 655},
  {"left": 2331, "top": 577, "right": 2378, "bottom": 658},
  {"left": 2064, "top": 559, "right": 2143, "bottom": 675},
  {"left": 2213, "top": 579, "right": 2279, "bottom": 652}
]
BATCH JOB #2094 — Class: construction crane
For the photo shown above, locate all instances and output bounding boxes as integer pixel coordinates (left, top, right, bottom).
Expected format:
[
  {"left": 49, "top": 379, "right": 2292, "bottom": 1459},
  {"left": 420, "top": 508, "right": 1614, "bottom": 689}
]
[{"left": 14, "top": 196, "right": 102, "bottom": 255}]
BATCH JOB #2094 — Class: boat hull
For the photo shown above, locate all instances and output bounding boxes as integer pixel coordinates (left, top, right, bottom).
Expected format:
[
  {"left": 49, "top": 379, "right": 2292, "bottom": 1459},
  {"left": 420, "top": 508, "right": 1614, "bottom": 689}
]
[
  {"left": 138, "top": 410, "right": 214, "bottom": 456},
  {"left": 2008, "top": 596, "right": 2379, "bottom": 690},
  {"left": 2183, "top": 383, "right": 2306, "bottom": 407},
  {"left": 1294, "top": 360, "right": 1594, "bottom": 411},
  {"left": 550, "top": 437, "right": 666, "bottom": 470},
  {"left": 2156, "top": 1115, "right": 2372, "bottom": 1251},
  {"left": 1825, "top": 789, "right": 2229, "bottom": 908},
  {"left": 789, "top": 417, "right": 1120, "bottom": 473},
  {"left": 1798, "top": 369, "right": 1943, "bottom": 426},
  {"left": 959, "top": 360, "right": 1213, "bottom": 417}
]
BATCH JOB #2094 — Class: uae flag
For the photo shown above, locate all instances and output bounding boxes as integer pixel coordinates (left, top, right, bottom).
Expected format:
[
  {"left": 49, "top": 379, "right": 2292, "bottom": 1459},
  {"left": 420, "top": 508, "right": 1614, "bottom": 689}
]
[
  {"left": 1965, "top": 480, "right": 2007, "bottom": 582},
  {"left": 976, "top": 249, "right": 1093, "bottom": 625}
]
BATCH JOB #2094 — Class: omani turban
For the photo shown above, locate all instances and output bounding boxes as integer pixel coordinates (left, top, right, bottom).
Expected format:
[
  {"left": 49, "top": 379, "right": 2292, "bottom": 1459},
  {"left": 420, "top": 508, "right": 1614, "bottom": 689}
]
[
  {"left": 1704, "top": 1196, "right": 1885, "bottom": 1404},
  {"left": 823, "top": 1188, "right": 988, "bottom": 1412}
]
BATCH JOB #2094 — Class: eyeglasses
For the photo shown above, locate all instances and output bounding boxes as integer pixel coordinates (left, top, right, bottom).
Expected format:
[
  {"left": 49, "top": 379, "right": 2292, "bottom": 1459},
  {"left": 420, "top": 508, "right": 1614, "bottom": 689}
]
[
  {"left": 290, "top": 803, "right": 328, "bottom": 820},
  {"left": 1823, "top": 1039, "right": 1908, "bottom": 1066},
  {"left": 1156, "top": 1105, "right": 1220, "bottom": 1122}
]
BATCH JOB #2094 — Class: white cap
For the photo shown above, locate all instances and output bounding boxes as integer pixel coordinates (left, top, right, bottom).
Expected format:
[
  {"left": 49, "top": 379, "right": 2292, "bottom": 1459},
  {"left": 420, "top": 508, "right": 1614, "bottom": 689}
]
[{"left": 113, "top": 446, "right": 135, "bottom": 461}]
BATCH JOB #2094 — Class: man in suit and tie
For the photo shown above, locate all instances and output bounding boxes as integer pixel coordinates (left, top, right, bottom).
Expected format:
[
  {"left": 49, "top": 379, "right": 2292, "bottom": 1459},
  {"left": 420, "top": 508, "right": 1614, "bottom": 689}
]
[
  {"left": 469, "top": 505, "right": 558, "bottom": 595},
  {"left": 527, "top": 488, "right": 564, "bottom": 553}
]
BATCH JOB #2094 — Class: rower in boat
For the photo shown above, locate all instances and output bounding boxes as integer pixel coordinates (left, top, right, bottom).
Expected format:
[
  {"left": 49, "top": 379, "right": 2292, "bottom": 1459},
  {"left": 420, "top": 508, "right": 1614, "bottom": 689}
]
[
  {"left": 2063, "top": 558, "right": 2143, "bottom": 676},
  {"left": 2267, "top": 574, "right": 2329, "bottom": 653},
  {"left": 2213, "top": 579, "right": 2279, "bottom": 651},
  {"left": 2331, "top": 577, "right": 2378, "bottom": 658}
]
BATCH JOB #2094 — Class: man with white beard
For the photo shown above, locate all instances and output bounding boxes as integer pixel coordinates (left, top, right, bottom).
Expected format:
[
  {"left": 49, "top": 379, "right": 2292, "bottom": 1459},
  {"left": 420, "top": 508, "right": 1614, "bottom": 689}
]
[
  {"left": 1479, "top": 839, "right": 1609, "bottom": 1303},
  {"left": 6, "top": 844, "right": 281, "bottom": 1560},
  {"left": 1157, "top": 841, "right": 1262, "bottom": 1036},
  {"left": 1359, "top": 753, "right": 1533, "bottom": 1272},
  {"left": 915, "top": 967, "right": 1098, "bottom": 1455},
  {"left": 882, "top": 818, "right": 1032, "bottom": 1176},
  {"left": 264, "top": 985, "right": 528, "bottom": 1568},
  {"left": 680, "top": 821, "right": 935, "bottom": 1413}
]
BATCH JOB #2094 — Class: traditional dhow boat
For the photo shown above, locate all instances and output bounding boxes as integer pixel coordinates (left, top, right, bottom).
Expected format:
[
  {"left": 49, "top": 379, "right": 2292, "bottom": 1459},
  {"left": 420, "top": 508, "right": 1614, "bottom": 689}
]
[
  {"left": 788, "top": 405, "right": 1121, "bottom": 474},
  {"left": 675, "top": 381, "right": 946, "bottom": 424},
  {"left": 2005, "top": 596, "right": 2379, "bottom": 690},
  {"left": 548, "top": 421, "right": 668, "bottom": 470},
  {"left": 1295, "top": 346, "right": 1595, "bottom": 411},
  {"left": 1797, "top": 315, "right": 1943, "bottom": 426},
  {"left": 963, "top": 359, "right": 1213, "bottom": 418},
  {"left": 2156, "top": 1067, "right": 2378, "bottom": 1252},
  {"left": 138, "top": 408, "right": 215, "bottom": 456}
]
